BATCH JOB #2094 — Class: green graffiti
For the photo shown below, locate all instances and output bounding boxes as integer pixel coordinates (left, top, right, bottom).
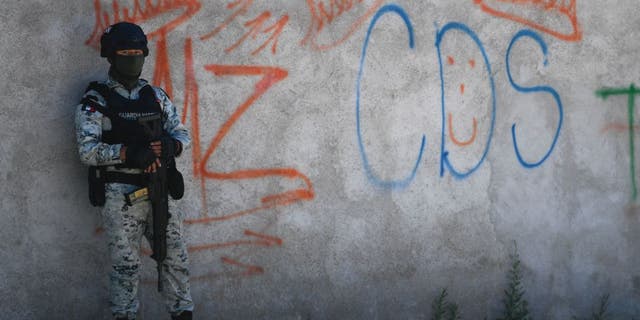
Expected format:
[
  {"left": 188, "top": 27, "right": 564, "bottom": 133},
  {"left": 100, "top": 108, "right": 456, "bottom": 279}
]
[{"left": 596, "top": 84, "right": 640, "bottom": 200}]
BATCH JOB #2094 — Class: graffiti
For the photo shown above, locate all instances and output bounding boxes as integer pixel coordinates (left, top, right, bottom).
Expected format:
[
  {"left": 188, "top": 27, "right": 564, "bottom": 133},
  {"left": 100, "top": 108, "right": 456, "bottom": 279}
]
[
  {"left": 446, "top": 55, "right": 477, "bottom": 95},
  {"left": 200, "top": 0, "right": 253, "bottom": 41},
  {"left": 200, "top": 1, "right": 289, "bottom": 56},
  {"left": 179, "top": 41, "right": 315, "bottom": 276},
  {"left": 356, "top": 4, "right": 426, "bottom": 189},
  {"left": 472, "top": 0, "right": 582, "bottom": 42},
  {"left": 356, "top": 5, "right": 564, "bottom": 188},
  {"left": 444, "top": 56, "right": 479, "bottom": 147},
  {"left": 188, "top": 229, "right": 283, "bottom": 252},
  {"left": 437, "top": 22, "right": 497, "bottom": 179},
  {"left": 201, "top": 0, "right": 379, "bottom": 54},
  {"left": 448, "top": 113, "right": 478, "bottom": 147},
  {"left": 224, "top": 12, "right": 289, "bottom": 55},
  {"left": 86, "top": 0, "right": 202, "bottom": 98},
  {"left": 184, "top": 63, "right": 314, "bottom": 222},
  {"left": 596, "top": 85, "right": 640, "bottom": 200},
  {"left": 506, "top": 29, "right": 563, "bottom": 168},
  {"left": 301, "top": 0, "right": 384, "bottom": 51},
  {"left": 86, "top": 0, "right": 321, "bottom": 281},
  {"left": 85, "top": 0, "right": 201, "bottom": 48}
]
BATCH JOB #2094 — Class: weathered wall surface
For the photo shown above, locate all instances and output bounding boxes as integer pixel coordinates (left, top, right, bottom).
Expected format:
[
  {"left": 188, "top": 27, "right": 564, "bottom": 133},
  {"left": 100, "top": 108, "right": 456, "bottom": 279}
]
[{"left": 1, "top": 0, "right": 639, "bottom": 319}]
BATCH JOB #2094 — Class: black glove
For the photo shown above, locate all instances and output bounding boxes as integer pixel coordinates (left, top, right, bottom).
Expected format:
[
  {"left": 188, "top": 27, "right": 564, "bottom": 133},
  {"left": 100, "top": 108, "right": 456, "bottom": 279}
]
[
  {"left": 125, "top": 144, "right": 157, "bottom": 169},
  {"left": 160, "top": 135, "right": 180, "bottom": 158}
]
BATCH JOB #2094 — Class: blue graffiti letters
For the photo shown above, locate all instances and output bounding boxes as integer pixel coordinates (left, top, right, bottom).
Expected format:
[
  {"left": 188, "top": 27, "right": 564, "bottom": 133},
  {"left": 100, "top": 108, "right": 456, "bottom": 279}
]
[
  {"left": 436, "top": 22, "right": 497, "bottom": 179},
  {"left": 506, "top": 29, "right": 564, "bottom": 168},
  {"left": 356, "top": 5, "right": 564, "bottom": 188},
  {"left": 356, "top": 4, "right": 426, "bottom": 189}
]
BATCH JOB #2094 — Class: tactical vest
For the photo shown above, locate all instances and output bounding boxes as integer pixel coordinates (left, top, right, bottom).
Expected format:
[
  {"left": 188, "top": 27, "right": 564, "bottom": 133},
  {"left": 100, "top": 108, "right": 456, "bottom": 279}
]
[
  {"left": 82, "top": 81, "right": 166, "bottom": 206},
  {"left": 82, "top": 81, "right": 164, "bottom": 146}
]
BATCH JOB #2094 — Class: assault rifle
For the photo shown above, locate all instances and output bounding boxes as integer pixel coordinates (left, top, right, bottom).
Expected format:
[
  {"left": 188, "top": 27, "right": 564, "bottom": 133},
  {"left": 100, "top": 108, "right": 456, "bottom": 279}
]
[{"left": 138, "top": 114, "right": 169, "bottom": 292}]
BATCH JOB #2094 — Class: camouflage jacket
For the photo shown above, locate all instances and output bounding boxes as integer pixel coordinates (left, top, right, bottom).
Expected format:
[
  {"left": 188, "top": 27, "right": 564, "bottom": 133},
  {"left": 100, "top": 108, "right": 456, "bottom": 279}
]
[{"left": 75, "top": 77, "right": 190, "bottom": 169}]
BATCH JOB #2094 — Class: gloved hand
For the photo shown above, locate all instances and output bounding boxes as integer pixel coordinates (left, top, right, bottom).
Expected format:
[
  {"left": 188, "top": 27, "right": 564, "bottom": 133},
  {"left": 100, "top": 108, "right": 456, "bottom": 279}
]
[
  {"left": 150, "top": 135, "right": 181, "bottom": 159},
  {"left": 124, "top": 144, "right": 157, "bottom": 169}
]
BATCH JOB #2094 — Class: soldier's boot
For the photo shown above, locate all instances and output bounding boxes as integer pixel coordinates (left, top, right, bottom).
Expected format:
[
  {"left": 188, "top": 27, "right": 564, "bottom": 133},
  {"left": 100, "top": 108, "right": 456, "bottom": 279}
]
[{"left": 171, "top": 310, "right": 192, "bottom": 320}]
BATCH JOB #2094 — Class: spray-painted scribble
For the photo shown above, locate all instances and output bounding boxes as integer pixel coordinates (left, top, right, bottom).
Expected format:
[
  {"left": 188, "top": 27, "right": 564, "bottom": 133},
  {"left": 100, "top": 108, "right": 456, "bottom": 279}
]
[
  {"left": 85, "top": 0, "right": 202, "bottom": 48},
  {"left": 200, "top": 0, "right": 289, "bottom": 56},
  {"left": 472, "top": 0, "right": 582, "bottom": 42},
  {"left": 200, "top": 0, "right": 254, "bottom": 41},
  {"left": 596, "top": 85, "right": 640, "bottom": 200},
  {"left": 356, "top": 3, "right": 426, "bottom": 189},
  {"left": 302, "top": 0, "right": 384, "bottom": 51},
  {"left": 224, "top": 12, "right": 288, "bottom": 55},
  {"left": 506, "top": 29, "right": 563, "bottom": 168}
]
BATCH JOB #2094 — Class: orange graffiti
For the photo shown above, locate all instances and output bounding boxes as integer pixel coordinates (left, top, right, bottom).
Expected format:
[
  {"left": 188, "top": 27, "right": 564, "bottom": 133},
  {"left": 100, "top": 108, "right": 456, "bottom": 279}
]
[
  {"left": 184, "top": 63, "right": 314, "bottom": 223},
  {"left": 446, "top": 56, "right": 471, "bottom": 96},
  {"left": 472, "top": 0, "right": 582, "bottom": 42},
  {"left": 178, "top": 39, "right": 314, "bottom": 277},
  {"left": 447, "top": 56, "right": 455, "bottom": 65},
  {"left": 301, "top": 0, "right": 384, "bottom": 51},
  {"left": 224, "top": 11, "right": 289, "bottom": 55},
  {"left": 448, "top": 112, "right": 478, "bottom": 146},
  {"left": 188, "top": 229, "right": 283, "bottom": 252},
  {"left": 200, "top": 0, "right": 254, "bottom": 41},
  {"left": 221, "top": 257, "right": 264, "bottom": 276},
  {"left": 200, "top": 0, "right": 288, "bottom": 56},
  {"left": 85, "top": 0, "right": 201, "bottom": 49},
  {"left": 86, "top": 2, "right": 316, "bottom": 280},
  {"left": 152, "top": 35, "right": 174, "bottom": 97}
]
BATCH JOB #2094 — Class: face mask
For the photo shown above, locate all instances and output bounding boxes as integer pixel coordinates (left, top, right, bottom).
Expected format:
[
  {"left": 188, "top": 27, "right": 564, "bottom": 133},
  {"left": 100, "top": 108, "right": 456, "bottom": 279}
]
[{"left": 112, "top": 55, "right": 145, "bottom": 80}]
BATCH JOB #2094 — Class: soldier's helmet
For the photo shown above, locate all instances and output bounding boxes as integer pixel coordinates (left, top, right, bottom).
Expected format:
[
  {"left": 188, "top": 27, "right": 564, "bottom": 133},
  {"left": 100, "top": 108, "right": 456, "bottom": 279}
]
[{"left": 100, "top": 22, "right": 149, "bottom": 58}]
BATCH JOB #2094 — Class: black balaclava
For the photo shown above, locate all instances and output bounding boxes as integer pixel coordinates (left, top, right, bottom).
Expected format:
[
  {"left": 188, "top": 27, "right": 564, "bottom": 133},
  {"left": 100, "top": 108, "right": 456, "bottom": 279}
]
[{"left": 109, "top": 54, "right": 145, "bottom": 90}]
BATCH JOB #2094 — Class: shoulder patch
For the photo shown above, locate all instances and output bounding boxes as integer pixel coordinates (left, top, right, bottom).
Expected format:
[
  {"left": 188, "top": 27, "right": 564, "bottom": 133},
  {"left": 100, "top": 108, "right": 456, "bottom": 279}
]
[{"left": 81, "top": 104, "right": 97, "bottom": 113}]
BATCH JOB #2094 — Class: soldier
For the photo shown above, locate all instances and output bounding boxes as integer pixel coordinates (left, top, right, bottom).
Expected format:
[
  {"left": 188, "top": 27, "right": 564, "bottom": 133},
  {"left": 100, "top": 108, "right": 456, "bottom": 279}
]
[{"left": 75, "top": 22, "right": 194, "bottom": 320}]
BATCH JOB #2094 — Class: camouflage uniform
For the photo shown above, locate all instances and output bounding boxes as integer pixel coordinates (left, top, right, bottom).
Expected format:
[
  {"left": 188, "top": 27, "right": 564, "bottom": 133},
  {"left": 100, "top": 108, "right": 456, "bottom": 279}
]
[{"left": 75, "top": 77, "right": 193, "bottom": 319}]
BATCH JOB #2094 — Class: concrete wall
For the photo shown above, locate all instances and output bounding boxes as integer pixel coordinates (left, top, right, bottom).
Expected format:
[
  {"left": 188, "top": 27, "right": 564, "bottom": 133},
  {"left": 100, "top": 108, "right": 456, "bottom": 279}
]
[{"left": 1, "top": 0, "right": 638, "bottom": 318}]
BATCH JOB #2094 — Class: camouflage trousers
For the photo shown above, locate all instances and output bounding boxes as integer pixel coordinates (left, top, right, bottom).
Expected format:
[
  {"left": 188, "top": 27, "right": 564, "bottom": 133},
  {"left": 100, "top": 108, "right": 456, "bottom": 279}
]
[{"left": 101, "top": 183, "right": 194, "bottom": 319}]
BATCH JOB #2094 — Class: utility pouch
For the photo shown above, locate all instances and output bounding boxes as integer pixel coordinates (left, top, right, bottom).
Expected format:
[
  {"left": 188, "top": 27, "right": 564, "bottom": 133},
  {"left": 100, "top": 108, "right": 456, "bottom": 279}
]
[
  {"left": 88, "top": 166, "right": 106, "bottom": 207},
  {"left": 167, "top": 167, "right": 184, "bottom": 200},
  {"left": 125, "top": 187, "right": 149, "bottom": 206}
]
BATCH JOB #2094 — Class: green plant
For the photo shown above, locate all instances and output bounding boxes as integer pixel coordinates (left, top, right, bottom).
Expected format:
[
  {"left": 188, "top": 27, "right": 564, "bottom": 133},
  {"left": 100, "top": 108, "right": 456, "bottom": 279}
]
[
  {"left": 572, "top": 294, "right": 611, "bottom": 320},
  {"left": 432, "top": 288, "right": 461, "bottom": 320},
  {"left": 497, "top": 243, "right": 531, "bottom": 320}
]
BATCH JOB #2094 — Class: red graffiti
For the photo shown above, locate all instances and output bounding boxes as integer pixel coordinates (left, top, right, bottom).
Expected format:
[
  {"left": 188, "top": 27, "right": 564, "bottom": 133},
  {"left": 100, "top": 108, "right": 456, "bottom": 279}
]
[
  {"left": 301, "top": 0, "right": 383, "bottom": 51},
  {"left": 183, "top": 62, "right": 314, "bottom": 221},
  {"left": 86, "top": 1, "right": 316, "bottom": 281},
  {"left": 472, "top": 0, "right": 582, "bottom": 42},
  {"left": 200, "top": 0, "right": 289, "bottom": 56},
  {"left": 200, "top": 0, "right": 253, "bottom": 41},
  {"left": 180, "top": 38, "right": 314, "bottom": 277},
  {"left": 85, "top": 0, "right": 201, "bottom": 49},
  {"left": 188, "top": 229, "right": 283, "bottom": 252},
  {"left": 224, "top": 11, "right": 289, "bottom": 55}
]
